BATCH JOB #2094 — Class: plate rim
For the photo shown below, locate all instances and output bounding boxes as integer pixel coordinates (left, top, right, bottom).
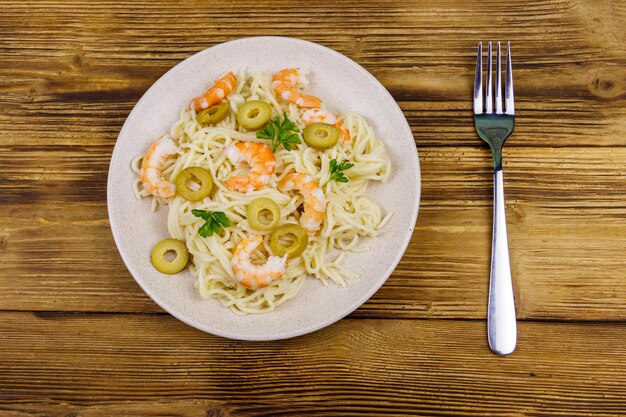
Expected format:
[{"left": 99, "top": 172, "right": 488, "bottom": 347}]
[{"left": 107, "top": 36, "right": 421, "bottom": 340}]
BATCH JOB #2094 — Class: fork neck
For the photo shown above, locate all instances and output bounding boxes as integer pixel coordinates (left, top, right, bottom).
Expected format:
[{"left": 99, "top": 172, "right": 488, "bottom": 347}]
[{"left": 491, "top": 146, "right": 503, "bottom": 171}]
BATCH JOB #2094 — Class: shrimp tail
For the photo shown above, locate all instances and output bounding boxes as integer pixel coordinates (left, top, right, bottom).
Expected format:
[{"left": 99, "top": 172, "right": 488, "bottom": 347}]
[
  {"left": 140, "top": 135, "right": 178, "bottom": 198},
  {"left": 231, "top": 235, "right": 288, "bottom": 290},
  {"left": 279, "top": 173, "right": 326, "bottom": 235},
  {"left": 272, "top": 68, "right": 322, "bottom": 108},
  {"left": 223, "top": 141, "right": 276, "bottom": 193},
  {"left": 190, "top": 72, "right": 237, "bottom": 111}
]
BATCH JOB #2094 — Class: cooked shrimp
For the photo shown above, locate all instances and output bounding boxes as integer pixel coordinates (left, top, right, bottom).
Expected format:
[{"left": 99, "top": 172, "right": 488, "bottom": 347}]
[
  {"left": 231, "top": 234, "right": 287, "bottom": 290},
  {"left": 223, "top": 141, "right": 276, "bottom": 193},
  {"left": 272, "top": 68, "right": 322, "bottom": 108},
  {"left": 140, "top": 134, "right": 178, "bottom": 198},
  {"left": 300, "top": 108, "right": 351, "bottom": 142},
  {"left": 190, "top": 72, "right": 236, "bottom": 111},
  {"left": 279, "top": 173, "right": 326, "bottom": 235}
]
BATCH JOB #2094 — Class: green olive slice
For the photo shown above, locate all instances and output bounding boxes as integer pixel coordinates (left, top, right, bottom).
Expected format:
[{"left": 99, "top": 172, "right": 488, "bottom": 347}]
[
  {"left": 174, "top": 167, "right": 213, "bottom": 201},
  {"left": 151, "top": 238, "right": 189, "bottom": 274},
  {"left": 302, "top": 123, "right": 340, "bottom": 149},
  {"left": 302, "top": 123, "right": 339, "bottom": 149},
  {"left": 236, "top": 100, "right": 272, "bottom": 130},
  {"left": 247, "top": 197, "right": 280, "bottom": 231},
  {"left": 269, "top": 223, "right": 309, "bottom": 258},
  {"left": 197, "top": 102, "right": 230, "bottom": 125}
]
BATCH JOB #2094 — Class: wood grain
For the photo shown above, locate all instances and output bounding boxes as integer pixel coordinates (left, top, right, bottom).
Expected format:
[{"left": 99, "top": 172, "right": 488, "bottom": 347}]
[
  {"left": 1, "top": 0, "right": 626, "bottom": 414},
  {"left": 0, "top": 312, "right": 625, "bottom": 416}
]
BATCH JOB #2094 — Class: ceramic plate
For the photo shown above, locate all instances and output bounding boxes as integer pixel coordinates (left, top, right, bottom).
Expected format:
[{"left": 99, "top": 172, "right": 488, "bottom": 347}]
[{"left": 107, "top": 36, "right": 420, "bottom": 340}]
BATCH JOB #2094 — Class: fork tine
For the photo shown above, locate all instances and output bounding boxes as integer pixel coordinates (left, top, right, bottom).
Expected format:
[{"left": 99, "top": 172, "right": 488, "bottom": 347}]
[
  {"left": 495, "top": 41, "right": 503, "bottom": 114},
  {"left": 473, "top": 42, "right": 483, "bottom": 115},
  {"left": 505, "top": 41, "right": 515, "bottom": 115},
  {"left": 485, "top": 41, "right": 493, "bottom": 114}
]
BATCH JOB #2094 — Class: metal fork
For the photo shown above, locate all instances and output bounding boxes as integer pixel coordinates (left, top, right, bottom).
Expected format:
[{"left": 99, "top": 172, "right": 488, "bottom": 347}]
[{"left": 473, "top": 41, "right": 516, "bottom": 356}]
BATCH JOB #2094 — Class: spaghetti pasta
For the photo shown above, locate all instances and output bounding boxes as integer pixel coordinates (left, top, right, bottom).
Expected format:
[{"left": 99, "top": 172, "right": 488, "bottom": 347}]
[{"left": 132, "top": 68, "right": 391, "bottom": 315}]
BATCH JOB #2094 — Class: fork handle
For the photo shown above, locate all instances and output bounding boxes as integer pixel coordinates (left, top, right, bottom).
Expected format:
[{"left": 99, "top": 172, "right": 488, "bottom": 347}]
[{"left": 488, "top": 165, "right": 517, "bottom": 355}]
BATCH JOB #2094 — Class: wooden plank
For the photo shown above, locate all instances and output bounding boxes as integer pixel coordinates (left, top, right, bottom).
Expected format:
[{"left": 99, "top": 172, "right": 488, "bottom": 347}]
[
  {"left": 2, "top": 202, "right": 626, "bottom": 320},
  {"left": 1, "top": 147, "right": 626, "bottom": 319},
  {"left": 0, "top": 312, "right": 624, "bottom": 416},
  {"left": 1, "top": 401, "right": 228, "bottom": 417},
  {"left": 4, "top": 144, "right": 626, "bottom": 208},
  {"left": 0, "top": 0, "right": 624, "bottom": 149}
]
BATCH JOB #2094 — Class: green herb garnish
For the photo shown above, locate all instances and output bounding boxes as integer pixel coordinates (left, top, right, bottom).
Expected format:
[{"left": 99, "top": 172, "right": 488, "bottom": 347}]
[
  {"left": 324, "top": 159, "right": 355, "bottom": 186},
  {"left": 256, "top": 112, "right": 301, "bottom": 152},
  {"left": 191, "top": 209, "right": 231, "bottom": 238}
]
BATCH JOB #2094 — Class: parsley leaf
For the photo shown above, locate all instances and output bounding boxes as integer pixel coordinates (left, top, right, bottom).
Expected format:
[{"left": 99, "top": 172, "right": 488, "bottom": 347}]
[
  {"left": 256, "top": 112, "right": 301, "bottom": 152},
  {"left": 324, "top": 158, "right": 355, "bottom": 186},
  {"left": 192, "top": 209, "right": 231, "bottom": 238}
]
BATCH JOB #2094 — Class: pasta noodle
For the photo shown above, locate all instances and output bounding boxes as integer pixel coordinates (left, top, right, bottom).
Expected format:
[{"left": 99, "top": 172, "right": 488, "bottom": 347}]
[{"left": 132, "top": 68, "right": 391, "bottom": 315}]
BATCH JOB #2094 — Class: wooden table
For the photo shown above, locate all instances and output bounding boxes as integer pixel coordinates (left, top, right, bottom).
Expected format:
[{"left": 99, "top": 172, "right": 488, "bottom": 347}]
[{"left": 1, "top": 1, "right": 625, "bottom": 415}]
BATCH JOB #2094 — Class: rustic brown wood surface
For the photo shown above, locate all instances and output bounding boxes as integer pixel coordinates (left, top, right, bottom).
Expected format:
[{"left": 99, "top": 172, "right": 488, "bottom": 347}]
[{"left": 0, "top": 0, "right": 625, "bottom": 415}]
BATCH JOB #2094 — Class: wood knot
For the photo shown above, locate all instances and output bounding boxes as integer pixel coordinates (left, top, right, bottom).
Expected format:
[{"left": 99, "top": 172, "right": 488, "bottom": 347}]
[
  {"left": 206, "top": 406, "right": 228, "bottom": 417},
  {"left": 71, "top": 49, "right": 88, "bottom": 70},
  {"left": 589, "top": 72, "right": 623, "bottom": 99},
  {"left": 0, "top": 235, "right": 7, "bottom": 251},
  {"left": 508, "top": 204, "right": 526, "bottom": 222}
]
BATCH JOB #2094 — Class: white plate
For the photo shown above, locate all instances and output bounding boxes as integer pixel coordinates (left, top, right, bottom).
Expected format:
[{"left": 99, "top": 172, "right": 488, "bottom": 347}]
[{"left": 107, "top": 36, "right": 420, "bottom": 340}]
